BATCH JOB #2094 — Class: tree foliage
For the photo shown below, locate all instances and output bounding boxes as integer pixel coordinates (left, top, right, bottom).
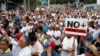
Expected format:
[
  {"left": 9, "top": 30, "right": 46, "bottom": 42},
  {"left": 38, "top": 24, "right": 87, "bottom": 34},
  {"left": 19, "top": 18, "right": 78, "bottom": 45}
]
[
  {"left": 9, "top": 0, "right": 23, "bottom": 4},
  {"left": 84, "top": 0, "right": 96, "bottom": 4},
  {"left": 50, "top": 0, "right": 96, "bottom": 4},
  {"left": 36, "top": 0, "right": 41, "bottom": 5},
  {"left": 50, "top": 0, "right": 74, "bottom": 4}
]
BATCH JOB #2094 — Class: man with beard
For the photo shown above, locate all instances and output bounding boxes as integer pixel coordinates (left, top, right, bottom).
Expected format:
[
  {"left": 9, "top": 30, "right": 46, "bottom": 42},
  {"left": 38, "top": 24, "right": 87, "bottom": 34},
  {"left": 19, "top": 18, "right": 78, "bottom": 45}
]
[{"left": 59, "top": 34, "right": 78, "bottom": 56}]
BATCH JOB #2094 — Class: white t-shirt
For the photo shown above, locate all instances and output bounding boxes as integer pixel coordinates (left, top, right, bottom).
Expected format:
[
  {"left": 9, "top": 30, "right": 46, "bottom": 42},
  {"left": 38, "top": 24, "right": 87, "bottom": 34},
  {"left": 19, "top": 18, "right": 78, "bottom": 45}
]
[
  {"left": 93, "top": 28, "right": 100, "bottom": 40},
  {"left": 47, "top": 30, "right": 54, "bottom": 36},
  {"left": 53, "top": 30, "right": 61, "bottom": 45},
  {"left": 18, "top": 46, "right": 31, "bottom": 56},
  {"left": 9, "top": 38, "right": 21, "bottom": 56},
  {"left": 88, "top": 27, "right": 96, "bottom": 34},
  {"left": 61, "top": 36, "right": 77, "bottom": 56},
  {"left": 27, "top": 25, "right": 33, "bottom": 30},
  {"left": 31, "top": 41, "right": 43, "bottom": 56},
  {"left": 9, "top": 22, "right": 13, "bottom": 27},
  {"left": 20, "top": 26, "right": 29, "bottom": 33}
]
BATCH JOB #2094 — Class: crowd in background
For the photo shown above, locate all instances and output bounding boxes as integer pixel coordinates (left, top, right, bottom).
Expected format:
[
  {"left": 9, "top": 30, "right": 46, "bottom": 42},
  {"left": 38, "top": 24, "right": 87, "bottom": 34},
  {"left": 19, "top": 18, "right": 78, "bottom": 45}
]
[{"left": 0, "top": 6, "right": 100, "bottom": 56}]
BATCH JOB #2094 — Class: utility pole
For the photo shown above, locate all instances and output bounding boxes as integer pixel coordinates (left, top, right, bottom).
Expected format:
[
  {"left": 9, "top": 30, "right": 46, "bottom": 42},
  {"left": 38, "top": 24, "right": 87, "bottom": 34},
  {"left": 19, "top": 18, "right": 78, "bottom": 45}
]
[
  {"left": 48, "top": 0, "right": 50, "bottom": 6},
  {"left": 75, "top": 0, "right": 80, "bottom": 8},
  {"left": 27, "top": 0, "right": 30, "bottom": 10}
]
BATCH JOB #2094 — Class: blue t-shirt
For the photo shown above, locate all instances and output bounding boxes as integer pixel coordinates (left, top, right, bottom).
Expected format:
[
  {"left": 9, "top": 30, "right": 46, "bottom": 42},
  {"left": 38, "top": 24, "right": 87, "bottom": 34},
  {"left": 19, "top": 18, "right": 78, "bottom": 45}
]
[
  {"left": 42, "top": 23, "right": 49, "bottom": 32},
  {"left": 41, "top": 50, "right": 59, "bottom": 56}
]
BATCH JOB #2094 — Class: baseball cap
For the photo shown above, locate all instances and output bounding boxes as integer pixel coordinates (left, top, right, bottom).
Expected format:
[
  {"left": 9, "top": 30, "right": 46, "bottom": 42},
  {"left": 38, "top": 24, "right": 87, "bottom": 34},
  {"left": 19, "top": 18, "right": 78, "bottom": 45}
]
[
  {"left": 86, "top": 34, "right": 93, "bottom": 41},
  {"left": 15, "top": 33, "right": 22, "bottom": 40},
  {"left": 55, "top": 24, "right": 60, "bottom": 28}
]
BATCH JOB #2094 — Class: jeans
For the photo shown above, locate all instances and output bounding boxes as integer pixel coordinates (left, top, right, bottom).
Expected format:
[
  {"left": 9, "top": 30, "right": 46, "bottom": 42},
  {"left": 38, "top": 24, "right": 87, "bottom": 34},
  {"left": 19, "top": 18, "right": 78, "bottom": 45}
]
[{"left": 41, "top": 50, "right": 59, "bottom": 56}]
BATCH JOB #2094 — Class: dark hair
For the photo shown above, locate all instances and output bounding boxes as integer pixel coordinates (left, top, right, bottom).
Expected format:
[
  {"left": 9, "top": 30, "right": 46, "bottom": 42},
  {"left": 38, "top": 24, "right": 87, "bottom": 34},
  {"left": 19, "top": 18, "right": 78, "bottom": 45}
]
[
  {"left": 87, "top": 28, "right": 89, "bottom": 33},
  {"left": 0, "top": 39, "right": 9, "bottom": 45},
  {"left": 28, "top": 32, "right": 37, "bottom": 42},
  {"left": 14, "top": 22, "right": 18, "bottom": 25},
  {"left": 37, "top": 26, "right": 43, "bottom": 32},
  {"left": 89, "top": 21, "right": 95, "bottom": 29}
]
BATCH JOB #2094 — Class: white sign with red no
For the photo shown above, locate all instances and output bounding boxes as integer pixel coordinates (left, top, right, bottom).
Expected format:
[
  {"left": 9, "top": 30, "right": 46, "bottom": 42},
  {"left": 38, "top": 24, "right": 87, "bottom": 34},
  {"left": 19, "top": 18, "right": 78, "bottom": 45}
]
[{"left": 64, "top": 18, "right": 88, "bottom": 36}]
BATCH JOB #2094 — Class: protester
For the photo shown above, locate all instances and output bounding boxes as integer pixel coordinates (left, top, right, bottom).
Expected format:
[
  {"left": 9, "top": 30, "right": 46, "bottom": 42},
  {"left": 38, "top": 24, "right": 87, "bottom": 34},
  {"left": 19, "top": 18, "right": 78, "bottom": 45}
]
[
  {"left": 0, "top": 5, "right": 100, "bottom": 56},
  {"left": 59, "top": 34, "right": 77, "bottom": 56},
  {"left": 92, "top": 33, "right": 100, "bottom": 55},
  {"left": 0, "top": 39, "right": 13, "bottom": 56},
  {"left": 18, "top": 34, "right": 31, "bottom": 56},
  {"left": 41, "top": 31, "right": 59, "bottom": 56},
  {"left": 28, "top": 32, "right": 43, "bottom": 56},
  {"left": 53, "top": 25, "right": 61, "bottom": 54},
  {"left": 85, "top": 33, "right": 98, "bottom": 56},
  {"left": 1, "top": 28, "right": 21, "bottom": 56}
]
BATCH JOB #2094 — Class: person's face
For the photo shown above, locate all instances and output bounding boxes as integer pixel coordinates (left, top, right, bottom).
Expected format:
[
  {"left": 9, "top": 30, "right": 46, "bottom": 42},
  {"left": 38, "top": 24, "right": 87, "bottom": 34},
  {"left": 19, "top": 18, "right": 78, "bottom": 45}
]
[
  {"left": 93, "top": 21, "right": 97, "bottom": 28},
  {"left": 0, "top": 41, "right": 8, "bottom": 52},
  {"left": 98, "top": 37, "right": 100, "bottom": 40},
  {"left": 30, "top": 41, "right": 35, "bottom": 46},
  {"left": 45, "top": 34, "right": 51, "bottom": 39},
  {"left": 13, "top": 23, "right": 17, "bottom": 27},
  {"left": 8, "top": 17, "right": 12, "bottom": 22},
  {"left": 22, "top": 21, "right": 27, "bottom": 26},
  {"left": 29, "top": 21, "right": 33, "bottom": 25},
  {"left": 39, "top": 23, "right": 43, "bottom": 26},
  {"left": 37, "top": 29, "right": 41, "bottom": 33},
  {"left": 18, "top": 37, "right": 26, "bottom": 48},
  {"left": 67, "top": 34, "right": 72, "bottom": 38},
  {"left": 50, "top": 27, "right": 53, "bottom": 30}
]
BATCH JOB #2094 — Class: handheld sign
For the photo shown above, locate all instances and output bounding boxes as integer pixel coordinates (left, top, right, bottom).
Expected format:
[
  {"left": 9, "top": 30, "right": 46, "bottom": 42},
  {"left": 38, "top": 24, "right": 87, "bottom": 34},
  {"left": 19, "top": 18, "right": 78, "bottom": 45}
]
[{"left": 64, "top": 18, "right": 88, "bottom": 36}]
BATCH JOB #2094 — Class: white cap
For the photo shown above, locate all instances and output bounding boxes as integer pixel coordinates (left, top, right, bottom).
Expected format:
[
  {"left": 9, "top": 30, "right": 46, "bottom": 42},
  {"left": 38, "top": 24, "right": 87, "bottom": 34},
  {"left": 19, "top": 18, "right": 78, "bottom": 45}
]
[
  {"left": 51, "top": 13, "right": 56, "bottom": 17},
  {"left": 35, "top": 8, "right": 40, "bottom": 11},
  {"left": 41, "top": 8, "right": 45, "bottom": 11}
]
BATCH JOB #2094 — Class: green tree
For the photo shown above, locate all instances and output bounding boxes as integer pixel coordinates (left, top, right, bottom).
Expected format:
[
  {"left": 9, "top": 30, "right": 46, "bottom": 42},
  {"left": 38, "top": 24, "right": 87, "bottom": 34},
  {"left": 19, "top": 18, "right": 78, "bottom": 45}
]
[
  {"left": 50, "top": 0, "right": 74, "bottom": 4},
  {"left": 36, "top": 0, "right": 41, "bottom": 5},
  {"left": 84, "top": 0, "right": 96, "bottom": 4},
  {"left": 9, "top": 0, "right": 23, "bottom": 4}
]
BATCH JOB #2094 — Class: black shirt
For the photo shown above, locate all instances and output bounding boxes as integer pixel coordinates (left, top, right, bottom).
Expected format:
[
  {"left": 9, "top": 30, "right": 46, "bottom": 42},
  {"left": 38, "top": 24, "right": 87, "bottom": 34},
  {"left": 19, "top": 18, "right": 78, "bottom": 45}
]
[{"left": 92, "top": 40, "right": 100, "bottom": 51}]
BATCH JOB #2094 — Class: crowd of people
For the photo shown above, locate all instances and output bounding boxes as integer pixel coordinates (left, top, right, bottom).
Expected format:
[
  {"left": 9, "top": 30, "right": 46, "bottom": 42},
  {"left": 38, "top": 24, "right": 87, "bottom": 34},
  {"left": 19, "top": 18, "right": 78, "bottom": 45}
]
[{"left": 0, "top": 6, "right": 100, "bottom": 56}]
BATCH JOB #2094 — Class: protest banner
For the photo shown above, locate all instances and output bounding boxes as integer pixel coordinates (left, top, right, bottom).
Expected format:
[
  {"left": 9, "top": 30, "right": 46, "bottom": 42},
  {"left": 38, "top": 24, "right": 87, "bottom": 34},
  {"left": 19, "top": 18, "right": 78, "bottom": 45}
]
[{"left": 64, "top": 18, "right": 88, "bottom": 36}]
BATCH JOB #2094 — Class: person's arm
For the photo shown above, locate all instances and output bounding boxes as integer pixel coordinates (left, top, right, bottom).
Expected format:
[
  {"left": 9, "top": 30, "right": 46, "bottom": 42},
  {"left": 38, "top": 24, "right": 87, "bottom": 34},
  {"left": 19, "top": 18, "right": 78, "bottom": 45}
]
[
  {"left": 59, "top": 48, "right": 74, "bottom": 53},
  {"left": 85, "top": 41, "right": 98, "bottom": 56},
  {"left": 3, "top": 31, "right": 18, "bottom": 45},
  {"left": 37, "top": 45, "right": 44, "bottom": 56},
  {"left": 5, "top": 36, "right": 18, "bottom": 45},
  {"left": 31, "top": 43, "right": 43, "bottom": 56},
  {"left": 89, "top": 45, "right": 98, "bottom": 56},
  {"left": 46, "top": 46, "right": 52, "bottom": 56},
  {"left": 98, "top": 51, "right": 100, "bottom": 54},
  {"left": 1, "top": 29, "right": 11, "bottom": 41},
  {"left": 53, "top": 36, "right": 60, "bottom": 40}
]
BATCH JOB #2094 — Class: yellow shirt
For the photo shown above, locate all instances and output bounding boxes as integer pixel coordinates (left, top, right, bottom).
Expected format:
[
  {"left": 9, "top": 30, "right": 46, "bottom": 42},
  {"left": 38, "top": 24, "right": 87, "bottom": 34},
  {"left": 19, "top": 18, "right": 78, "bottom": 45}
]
[{"left": 3, "top": 48, "right": 10, "bottom": 53}]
